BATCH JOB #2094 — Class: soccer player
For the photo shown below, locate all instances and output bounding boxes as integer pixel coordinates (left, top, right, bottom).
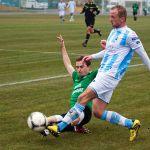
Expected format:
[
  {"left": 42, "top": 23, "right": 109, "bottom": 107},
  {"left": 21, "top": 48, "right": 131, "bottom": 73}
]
[
  {"left": 81, "top": 0, "right": 102, "bottom": 47},
  {"left": 58, "top": 0, "right": 66, "bottom": 23},
  {"left": 132, "top": 3, "right": 139, "bottom": 21},
  {"left": 42, "top": 35, "right": 104, "bottom": 136},
  {"left": 143, "top": 7, "right": 147, "bottom": 16},
  {"left": 48, "top": 5, "right": 150, "bottom": 142},
  {"left": 67, "top": 0, "right": 76, "bottom": 22}
]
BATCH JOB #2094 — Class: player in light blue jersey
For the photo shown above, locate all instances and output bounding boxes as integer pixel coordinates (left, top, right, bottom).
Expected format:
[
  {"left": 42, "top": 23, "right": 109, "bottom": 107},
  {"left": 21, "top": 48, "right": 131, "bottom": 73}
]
[
  {"left": 48, "top": 5, "right": 150, "bottom": 142},
  {"left": 67, "top": 0, "right": 76, "bottom": 22}
]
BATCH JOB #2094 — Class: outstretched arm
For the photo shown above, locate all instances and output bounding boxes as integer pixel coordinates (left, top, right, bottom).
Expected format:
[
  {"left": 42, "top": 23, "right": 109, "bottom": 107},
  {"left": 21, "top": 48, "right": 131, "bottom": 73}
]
[
  {"left": 135, "top": 46, "right": 150, "bottom": 71},
  {"left": 83, "top": 50, "right": 105, "bottom": 62},
  {"left": 80, "top": 5, "right": 85, "bottom": 14},
  {"left": 57, "top": 35, "right": 75, "bottom": 76}
]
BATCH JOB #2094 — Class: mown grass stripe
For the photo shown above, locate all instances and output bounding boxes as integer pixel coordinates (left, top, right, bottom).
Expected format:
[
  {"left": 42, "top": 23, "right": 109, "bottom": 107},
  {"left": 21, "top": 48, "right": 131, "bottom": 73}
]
[{"left": 0, "top": 64, "right": 144, "bottom": 87}]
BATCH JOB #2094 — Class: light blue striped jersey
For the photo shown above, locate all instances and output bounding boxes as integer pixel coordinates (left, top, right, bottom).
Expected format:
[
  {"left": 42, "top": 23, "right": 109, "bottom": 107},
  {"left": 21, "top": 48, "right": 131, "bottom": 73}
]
[
  {"left": 67, "top": 1, "right": 76, "bottom": 12},
  {"left": 99, "top": 26, "right": 142, "bottom": 80}
]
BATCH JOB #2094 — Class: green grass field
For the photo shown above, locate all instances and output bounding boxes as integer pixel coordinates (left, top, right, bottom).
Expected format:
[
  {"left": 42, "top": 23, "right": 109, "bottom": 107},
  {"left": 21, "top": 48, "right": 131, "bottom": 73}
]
[{"left": 0, "top": 14, "right": 150, "bottom": 150}]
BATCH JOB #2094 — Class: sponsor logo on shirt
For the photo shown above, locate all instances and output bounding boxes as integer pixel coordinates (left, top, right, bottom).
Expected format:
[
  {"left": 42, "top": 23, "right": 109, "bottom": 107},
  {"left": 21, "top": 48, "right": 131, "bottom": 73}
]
[
  {"left": 74, "top": 83, "right": 81, "bottom": 89},
  {"left": 132, "top": 37, "right": 139, "bottom": 41},
  {"left": 72, "top": 88, "right": 84, "bottom": 95},
  {"left": 136, "top": 41, "right": 140, "bottom": 44}
]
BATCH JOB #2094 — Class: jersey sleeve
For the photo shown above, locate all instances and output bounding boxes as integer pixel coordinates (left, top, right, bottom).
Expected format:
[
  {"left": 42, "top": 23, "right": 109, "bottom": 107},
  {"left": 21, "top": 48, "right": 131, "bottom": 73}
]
[
  {"left": 127, "top": 31, "right": 143, "bottom": 50},
  {"left": 95, "top": 5, "right": 100, "bottom": 15}
]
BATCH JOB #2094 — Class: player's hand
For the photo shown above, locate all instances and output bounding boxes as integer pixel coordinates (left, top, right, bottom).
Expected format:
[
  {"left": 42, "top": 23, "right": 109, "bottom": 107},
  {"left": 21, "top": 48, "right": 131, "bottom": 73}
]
[
  {"left": 100, "top": 40, "right": 106, "bottom": 49},
  {"left": 93, "top": 11, "right": 97, "bottom": 15},
  {"left": 83, "top": 55, "right": 92, "bottom": 62},
  {"left": 57, "top": 35, "right": 65, "bottom": 48}
]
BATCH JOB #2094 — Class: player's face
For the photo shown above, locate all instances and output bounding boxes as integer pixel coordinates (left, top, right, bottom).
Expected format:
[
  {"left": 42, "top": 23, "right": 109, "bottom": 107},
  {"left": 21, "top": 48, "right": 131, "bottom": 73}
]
[
  {"left": 110, "top": 8, "right": 124, "bottom": 28},
  {"left": 76, "top": 61, "right": 90, "bottom": 76},
  {"left": 87, "top": 0, "right": 93, "bottom": 3}
]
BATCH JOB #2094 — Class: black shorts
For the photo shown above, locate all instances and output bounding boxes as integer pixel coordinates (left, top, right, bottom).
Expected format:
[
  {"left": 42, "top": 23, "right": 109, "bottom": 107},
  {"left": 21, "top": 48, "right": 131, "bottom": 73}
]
[
  {"left": 133, "top": 12, "right": 137, "bottom": 15},
  {"left": 85, "top": 18, "right": 95, "bottom": 27},
  {"left": 78, "top": 106, "right": 92, "bottom": 126}
]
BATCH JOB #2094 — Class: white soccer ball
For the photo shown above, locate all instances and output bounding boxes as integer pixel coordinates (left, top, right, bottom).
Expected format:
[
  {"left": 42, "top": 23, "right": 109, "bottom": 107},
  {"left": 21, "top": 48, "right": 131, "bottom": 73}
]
[{"left": 27, "top": 112, "right": 48, "bottom": 132}]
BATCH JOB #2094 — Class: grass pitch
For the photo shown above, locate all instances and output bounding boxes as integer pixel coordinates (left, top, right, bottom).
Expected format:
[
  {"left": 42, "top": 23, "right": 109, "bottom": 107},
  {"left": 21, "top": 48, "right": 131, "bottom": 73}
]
[{"left": 0, "top": 14, "right": 150, "bottom": 150}]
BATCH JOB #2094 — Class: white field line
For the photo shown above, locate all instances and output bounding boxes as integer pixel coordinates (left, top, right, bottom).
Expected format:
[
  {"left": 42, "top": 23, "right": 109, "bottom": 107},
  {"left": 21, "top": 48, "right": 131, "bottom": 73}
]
[
  {"left": 0, "top": 49, "right": 142, "bottom": 59},
  {"left": 0, "top": 64, "right": 144, "bottom": 88},
  {"left": 0, "top": 74, "right": 69, "bottom": 87},
  {"left": 0, "top": 49, "right": 83, "bottom": 56},
  {"left": 128, "top": 64, "right": 144, "bottom": 67},
  {"left": 0, "top": 48, "right": 145, "bottom": 87}
]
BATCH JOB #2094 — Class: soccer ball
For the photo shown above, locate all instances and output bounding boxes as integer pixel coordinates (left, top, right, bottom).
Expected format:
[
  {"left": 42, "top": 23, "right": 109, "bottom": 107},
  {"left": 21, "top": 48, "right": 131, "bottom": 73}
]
[{"left": 27, "top": 112, "right": 48, "bottom": 132}]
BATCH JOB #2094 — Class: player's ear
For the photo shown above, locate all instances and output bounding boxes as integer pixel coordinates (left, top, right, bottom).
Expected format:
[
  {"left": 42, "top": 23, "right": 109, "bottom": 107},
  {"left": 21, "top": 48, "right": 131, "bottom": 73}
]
[{"left": 120, "top": 16, "right": 125, "bottom": 23}]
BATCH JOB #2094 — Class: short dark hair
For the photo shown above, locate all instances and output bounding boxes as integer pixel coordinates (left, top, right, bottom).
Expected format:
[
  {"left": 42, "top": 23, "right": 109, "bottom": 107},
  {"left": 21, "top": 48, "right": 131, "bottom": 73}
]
[
  {"left": 111, "top": 5, "right": 127, "bottom": 21},
  {"left": 76, "top": 56, "right": 91, "bottom": 66}
]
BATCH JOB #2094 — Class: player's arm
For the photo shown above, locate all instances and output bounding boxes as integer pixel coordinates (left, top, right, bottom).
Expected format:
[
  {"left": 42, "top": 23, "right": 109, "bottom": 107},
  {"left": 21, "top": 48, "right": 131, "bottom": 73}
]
[
  {"left": 93, "top": 5, "right": 100, "bottom": 15},
  {"left": 57, "top": 35, "right": 75, "bottom": 76},
  {"left": 127, "top": 32, "right": 150, "bottom": 71},
  {"left": 95, "top": 5, "right": 100, "bottom": 15},
  {"left": 135, "top": 46, "right": 150, "bottom": 71},
  {"left": 91, "top": 50, "right": 105, "bottom": 59},
  {"left": 83, "top": 50, "right": 105, "bottom": 63},
  {"left": 66, "top": 2, "right": 69, "bottom": 8},
  {"left": 80, "top": 4, "right": 85, "bottom": 14}
]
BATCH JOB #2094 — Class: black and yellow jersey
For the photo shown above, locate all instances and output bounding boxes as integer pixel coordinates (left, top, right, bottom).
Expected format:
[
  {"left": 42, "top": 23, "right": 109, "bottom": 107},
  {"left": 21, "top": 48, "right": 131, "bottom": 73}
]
[{"left": 81, "top": 2, "right": 100, "bottom": 19}]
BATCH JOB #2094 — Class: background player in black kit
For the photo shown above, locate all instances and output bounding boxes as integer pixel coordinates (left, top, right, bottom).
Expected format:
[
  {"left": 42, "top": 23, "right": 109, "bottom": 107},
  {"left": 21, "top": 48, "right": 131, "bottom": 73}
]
[{"left": 81, "top": 0, "right": 102, "bottom": 47}]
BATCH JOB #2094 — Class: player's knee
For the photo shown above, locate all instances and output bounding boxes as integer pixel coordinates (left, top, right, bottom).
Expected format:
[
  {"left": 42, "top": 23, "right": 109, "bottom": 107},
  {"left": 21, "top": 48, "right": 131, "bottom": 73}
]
[
  {"left": 90, "top": 28, "right": 94, "bottom": 33},
  {"left": 87, "top": 27, "right": 92, "bottom": 33}
]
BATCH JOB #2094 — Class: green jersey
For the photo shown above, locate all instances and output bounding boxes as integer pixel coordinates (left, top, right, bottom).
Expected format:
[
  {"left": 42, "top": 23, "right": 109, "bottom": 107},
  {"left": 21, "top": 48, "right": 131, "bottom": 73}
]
[
  {"left": 132, "top": 3, "right": 139, "bottom": 13},
  {"left": 70, "top": 70, "right": 98, "bottom": 110}
]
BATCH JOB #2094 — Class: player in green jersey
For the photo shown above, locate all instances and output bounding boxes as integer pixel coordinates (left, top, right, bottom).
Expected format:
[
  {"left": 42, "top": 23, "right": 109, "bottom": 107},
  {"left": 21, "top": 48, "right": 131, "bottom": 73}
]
[
  {"left": 41, "top": 35, "right": 99, "bottom": 136},
  {"left": 132, "top": 3, "right": 139, "bottom": 21}
]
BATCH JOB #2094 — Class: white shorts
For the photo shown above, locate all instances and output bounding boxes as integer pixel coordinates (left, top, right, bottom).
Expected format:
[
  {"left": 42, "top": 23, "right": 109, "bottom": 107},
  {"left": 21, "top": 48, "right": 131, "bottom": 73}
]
[
  {"left": 89, "top": 71, "right": 120, "bottom": 103},
  {"left": 69, "top": 9, "right": 75, "bottom": 14},
  {"left": 59, "top": 11, "right": 65, "bottom": 17}
]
